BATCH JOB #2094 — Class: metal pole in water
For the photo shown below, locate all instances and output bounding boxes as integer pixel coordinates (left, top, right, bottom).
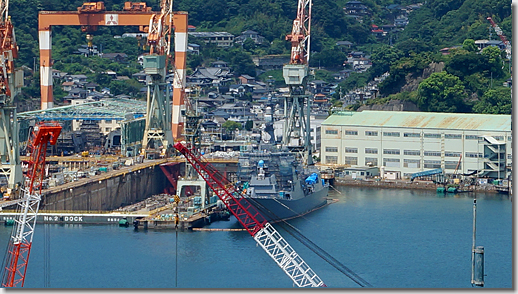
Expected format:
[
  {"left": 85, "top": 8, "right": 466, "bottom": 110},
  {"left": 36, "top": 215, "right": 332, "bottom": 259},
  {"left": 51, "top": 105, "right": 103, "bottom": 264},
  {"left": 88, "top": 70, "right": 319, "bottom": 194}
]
[
  {"left": 473, "top": 246, "right": 484, "bottom": 287},
  {"left": 471, "top": 199, "right": 484, "bottom": 287}
]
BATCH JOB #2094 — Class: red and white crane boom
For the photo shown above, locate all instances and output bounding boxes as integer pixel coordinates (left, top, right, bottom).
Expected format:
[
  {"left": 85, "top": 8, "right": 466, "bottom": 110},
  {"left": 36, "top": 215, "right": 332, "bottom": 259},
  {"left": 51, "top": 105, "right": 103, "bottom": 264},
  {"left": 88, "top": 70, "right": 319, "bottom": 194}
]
[
  {"left": 147, "top": 0, "right": 173, "bottom": 56},
  {"left": 1, "top": 122, "right": 62, "bottom": 287},
  {"left": 174, "top": 142, "right": 325, "bottom": 287},
  {"left": 487, "top": 17, "right": 511, "bottom": 60},
  {"left": 0, "top": 0, "right": 17, "bottom": 101},
  {"left": 286, "top": 0, "right": 311, "bottom": 65}
]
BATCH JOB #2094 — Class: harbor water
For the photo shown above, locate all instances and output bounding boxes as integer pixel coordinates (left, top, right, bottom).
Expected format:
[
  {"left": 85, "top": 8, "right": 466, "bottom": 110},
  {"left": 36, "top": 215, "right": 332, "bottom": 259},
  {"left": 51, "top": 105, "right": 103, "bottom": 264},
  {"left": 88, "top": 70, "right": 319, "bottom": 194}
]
[{"left": 0, "top": 186, "right": 512, "bottom": 288}]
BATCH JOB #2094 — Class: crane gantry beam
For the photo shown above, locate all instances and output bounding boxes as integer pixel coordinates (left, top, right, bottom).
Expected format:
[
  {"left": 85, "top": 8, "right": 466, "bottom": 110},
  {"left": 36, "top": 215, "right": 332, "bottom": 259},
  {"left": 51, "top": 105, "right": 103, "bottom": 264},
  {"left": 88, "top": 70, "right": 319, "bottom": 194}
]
[{"left": 38, "top": 6, "right": 187, "bottom": 139}]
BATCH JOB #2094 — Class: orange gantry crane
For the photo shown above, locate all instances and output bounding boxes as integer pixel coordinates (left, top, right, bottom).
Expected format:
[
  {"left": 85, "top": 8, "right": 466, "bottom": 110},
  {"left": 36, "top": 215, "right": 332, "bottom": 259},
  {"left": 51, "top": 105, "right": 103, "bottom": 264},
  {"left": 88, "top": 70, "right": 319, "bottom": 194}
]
[
  {"left": 38, "top": 2, "right": 188, "bottom": 139},
  {"left": 174, "top": 142, "right": 326, "bottom": 287},
  {"left": 1, "top": 122, "right": 62, "bottom": 287}
]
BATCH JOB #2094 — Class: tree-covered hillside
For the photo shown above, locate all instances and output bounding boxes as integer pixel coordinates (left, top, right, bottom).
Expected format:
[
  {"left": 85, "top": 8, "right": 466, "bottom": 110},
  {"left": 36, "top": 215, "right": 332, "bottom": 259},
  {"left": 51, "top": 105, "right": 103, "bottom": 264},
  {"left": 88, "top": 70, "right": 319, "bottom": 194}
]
[
  {"left": 400, "top": 0, "right": 511, "bottom": 48},
  {"left": 7, "top": 0, "right": 512, "bottom": 114}
]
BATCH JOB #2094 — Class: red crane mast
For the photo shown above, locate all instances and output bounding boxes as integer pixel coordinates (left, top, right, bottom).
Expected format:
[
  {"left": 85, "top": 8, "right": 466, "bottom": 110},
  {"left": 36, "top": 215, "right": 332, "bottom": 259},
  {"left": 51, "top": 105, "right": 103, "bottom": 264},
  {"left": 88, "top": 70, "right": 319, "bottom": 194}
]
[
  {"left": 1, "top": 122, "right": 62, "bottom": 287},
  {"left": 486, "top": 17, "right": 511, "bottom": 60}
]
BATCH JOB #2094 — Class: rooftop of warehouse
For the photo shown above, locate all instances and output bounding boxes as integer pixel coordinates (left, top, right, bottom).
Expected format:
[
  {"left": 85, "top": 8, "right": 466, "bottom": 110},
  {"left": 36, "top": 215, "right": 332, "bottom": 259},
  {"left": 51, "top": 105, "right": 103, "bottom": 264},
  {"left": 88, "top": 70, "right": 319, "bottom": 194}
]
[{"left": 322, "top": 111, "right": 511, "bottom": 132}]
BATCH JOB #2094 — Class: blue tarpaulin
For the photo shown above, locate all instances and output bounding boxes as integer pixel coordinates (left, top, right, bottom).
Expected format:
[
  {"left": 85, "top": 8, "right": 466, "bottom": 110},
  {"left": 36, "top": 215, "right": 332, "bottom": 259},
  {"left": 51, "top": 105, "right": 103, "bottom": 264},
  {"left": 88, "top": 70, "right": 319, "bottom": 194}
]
[{"left": 305, "top": 173, "right": 318, "bottom": 185}]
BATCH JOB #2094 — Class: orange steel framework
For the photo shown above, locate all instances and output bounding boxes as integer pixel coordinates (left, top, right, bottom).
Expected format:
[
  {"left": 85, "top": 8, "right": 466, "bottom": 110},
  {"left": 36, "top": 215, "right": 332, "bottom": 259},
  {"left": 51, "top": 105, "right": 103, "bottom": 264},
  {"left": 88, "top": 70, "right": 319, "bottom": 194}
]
[{"left": 38, "top": 9, "right": 188, "bottom": 139}]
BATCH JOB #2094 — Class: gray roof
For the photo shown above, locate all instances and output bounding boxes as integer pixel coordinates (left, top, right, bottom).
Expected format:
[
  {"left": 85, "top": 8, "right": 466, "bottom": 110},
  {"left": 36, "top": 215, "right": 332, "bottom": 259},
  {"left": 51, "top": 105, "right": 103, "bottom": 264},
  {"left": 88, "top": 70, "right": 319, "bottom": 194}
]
[{"left": 322, "top": 111, "right": 511, "bottom": 132}]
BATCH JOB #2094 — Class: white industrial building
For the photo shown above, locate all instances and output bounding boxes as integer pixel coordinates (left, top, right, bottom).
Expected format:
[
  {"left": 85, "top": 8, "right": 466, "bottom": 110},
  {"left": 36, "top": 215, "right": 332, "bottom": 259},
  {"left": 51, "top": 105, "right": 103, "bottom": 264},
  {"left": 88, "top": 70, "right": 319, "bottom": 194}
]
[{"left": 320, "top": 111, "right": 512, "bottom": 180}]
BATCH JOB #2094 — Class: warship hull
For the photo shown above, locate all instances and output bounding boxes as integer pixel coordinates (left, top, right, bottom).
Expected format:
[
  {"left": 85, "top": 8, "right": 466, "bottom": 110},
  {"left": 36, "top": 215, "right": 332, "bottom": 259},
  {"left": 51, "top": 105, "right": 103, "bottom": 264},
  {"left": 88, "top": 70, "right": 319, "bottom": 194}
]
[{"left": 249, "top": 186, "right": 329, "bottom": 222}]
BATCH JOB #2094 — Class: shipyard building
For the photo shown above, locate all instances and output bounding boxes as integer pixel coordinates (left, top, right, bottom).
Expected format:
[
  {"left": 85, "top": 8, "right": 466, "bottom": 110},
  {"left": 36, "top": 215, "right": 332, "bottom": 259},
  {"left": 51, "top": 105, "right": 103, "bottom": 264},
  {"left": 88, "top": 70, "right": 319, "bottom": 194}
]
[{"left": 320, "top": 111, "right": 512, "bottom": 179}]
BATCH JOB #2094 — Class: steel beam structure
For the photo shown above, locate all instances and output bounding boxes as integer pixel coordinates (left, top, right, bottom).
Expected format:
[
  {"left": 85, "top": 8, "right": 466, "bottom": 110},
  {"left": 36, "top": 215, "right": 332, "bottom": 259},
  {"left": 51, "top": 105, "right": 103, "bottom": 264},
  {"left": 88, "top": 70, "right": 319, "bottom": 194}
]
[{"left": 17, "top": 98, "right": 145, "bottom": 121}]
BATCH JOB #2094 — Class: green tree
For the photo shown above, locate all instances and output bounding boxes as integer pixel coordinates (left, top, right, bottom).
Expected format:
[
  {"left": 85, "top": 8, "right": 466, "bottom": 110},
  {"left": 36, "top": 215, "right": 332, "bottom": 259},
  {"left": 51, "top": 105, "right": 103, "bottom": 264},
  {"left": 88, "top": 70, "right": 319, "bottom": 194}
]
[
  {"left": 108, "top": 79, "right": 142, "bottom": 96},
  {"left": 369, "top": 45, "right": 403, "bottom": 77},
  {"left": 461, "top": 39, "right": 478, "bottom": 52},
  {"left": 222, "top": 120, "right": 242, "bottom": 132},
  {"left": 395, "top": 39, "right": 434, "bottom": 57},
  {"left": 309, "top": 48, "right": 347, "bottom": 69},
  {"left": 445, "top": 51, "right": 487, "bottom": 79},
  {"left": 480, "top": 45, "right": 504, "bottom": 78},
  {"left": 472, "top": 87, "right": 511, "bottom": 114},
  {"left": 245, "top": 120, "right": 254, "bottom": 131},
  {"left": 417, "top": 72, "right": 469, "bottom": 112}
]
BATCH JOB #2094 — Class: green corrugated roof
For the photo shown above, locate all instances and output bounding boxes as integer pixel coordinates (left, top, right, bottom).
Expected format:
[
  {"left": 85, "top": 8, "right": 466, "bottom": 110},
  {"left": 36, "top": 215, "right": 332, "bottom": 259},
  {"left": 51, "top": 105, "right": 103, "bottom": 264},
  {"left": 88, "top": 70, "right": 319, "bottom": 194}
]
[{"left": 322, "top": 111, "right": 511, "bottom": 132}]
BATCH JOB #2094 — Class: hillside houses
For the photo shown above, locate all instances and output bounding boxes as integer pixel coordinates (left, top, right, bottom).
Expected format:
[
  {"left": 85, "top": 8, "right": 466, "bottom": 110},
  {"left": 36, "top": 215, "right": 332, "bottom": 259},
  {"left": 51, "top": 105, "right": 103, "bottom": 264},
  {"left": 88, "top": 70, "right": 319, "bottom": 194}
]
[{"left": 234, "top": 30, "right": 266, "bottom": 45}]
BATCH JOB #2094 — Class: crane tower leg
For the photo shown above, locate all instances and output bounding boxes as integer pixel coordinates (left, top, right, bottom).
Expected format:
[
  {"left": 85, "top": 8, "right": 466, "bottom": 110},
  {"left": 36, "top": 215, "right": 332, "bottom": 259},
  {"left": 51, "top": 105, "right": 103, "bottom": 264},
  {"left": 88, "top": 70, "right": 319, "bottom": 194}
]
[
  {"left": 38, "top": 29, "right": 53, "bottom": 110},
  {"left": 0, "top": 106, "right": 22, "bottom": 191},
  {"left": 172, "top": 13, "right": 188, "bottom": 139}
]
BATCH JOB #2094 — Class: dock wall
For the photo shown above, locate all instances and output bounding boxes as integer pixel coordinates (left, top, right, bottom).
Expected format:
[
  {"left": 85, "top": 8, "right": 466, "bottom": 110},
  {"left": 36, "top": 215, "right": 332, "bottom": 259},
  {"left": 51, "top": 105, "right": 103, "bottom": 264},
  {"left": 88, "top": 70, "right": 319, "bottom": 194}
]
[{"left": 42, "top": 165, "right": 167, "bottom": 211}]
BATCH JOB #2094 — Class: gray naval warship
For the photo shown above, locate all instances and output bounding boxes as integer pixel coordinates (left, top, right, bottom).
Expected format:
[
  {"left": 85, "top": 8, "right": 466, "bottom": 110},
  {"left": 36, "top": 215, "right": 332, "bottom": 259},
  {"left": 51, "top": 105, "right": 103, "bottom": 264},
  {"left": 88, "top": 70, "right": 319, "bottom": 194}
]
[{"left": 235, "top": 121, "right": 329, "bottom": 222}]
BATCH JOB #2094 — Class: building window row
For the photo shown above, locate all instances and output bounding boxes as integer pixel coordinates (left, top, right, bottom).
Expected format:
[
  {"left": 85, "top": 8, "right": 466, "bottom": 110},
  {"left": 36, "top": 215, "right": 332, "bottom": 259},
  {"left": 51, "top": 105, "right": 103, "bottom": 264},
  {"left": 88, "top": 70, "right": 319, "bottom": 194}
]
[
  {"left": 444, "top": 134, "right": 462, "bottom": 139},
  {"left": 325, "top": 147, "right": 338, "bottom": 152},
  {"left": 404, "top": 159, "right": 420, "bottom": 168},
  {"left": 424, "top": 133, "right": 441, "bottom": 138},
  {"left": 424, "top": 160, "right": 441, "bottom": 168},
  {"left": 365, "top": 157, "right": 378, "bottom": 166},
  {"left": 445, "top": 161, "right": 461, "bottom": 170},
  {"left": 383, "top": 158, "right": 400, "bottom": 168},
  {"left": 445, "top": 151, "right": 461, "bottom": 157},
  {"left": 326, "top": 156, "right": 338, "bottom": 164},
  {"left": 344, "top": 156, "right": 358, "bottom": 165},
  {"left": 403, "top": 132, "right": 420, "bottom": 137},
  {"left": 465, "top": 152, "right": 483, "bottom": 158},
  {"left": 404, "top": 150, "right": 420, "bottom": 156},
  {"left": 345, "top": 147, "right": 358, "bottom": 153},
  {"left": 365, "top": 148, "right": 378, "bottom": 154},
  {"left": 465, "top": 135, "right": 480, "bottom": 140},
  {"left": 345, "top": 130, "right": 358, "bottom": 135},
  {"left": 325, "top": 129, "right": 338, "bottom": 135},
  {"left": 424, "top": 151, "right": 441, "bottom": 157},
  {"left": 383, "top": 149, "right": 400, "bottom": 155},
  {"left": 365, "top": 131, "right": 378, "bottom": 136},
  {"left": 383, "top": 132, "right": 400, "bottom": 137}
]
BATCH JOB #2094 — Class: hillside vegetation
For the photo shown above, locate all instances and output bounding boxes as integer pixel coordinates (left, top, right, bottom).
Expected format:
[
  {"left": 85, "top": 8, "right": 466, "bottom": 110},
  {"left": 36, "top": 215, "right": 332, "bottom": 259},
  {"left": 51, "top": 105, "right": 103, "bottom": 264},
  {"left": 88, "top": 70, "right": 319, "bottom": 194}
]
[{"left": 8, "top": 0, "right": 512, "bottom": 114}]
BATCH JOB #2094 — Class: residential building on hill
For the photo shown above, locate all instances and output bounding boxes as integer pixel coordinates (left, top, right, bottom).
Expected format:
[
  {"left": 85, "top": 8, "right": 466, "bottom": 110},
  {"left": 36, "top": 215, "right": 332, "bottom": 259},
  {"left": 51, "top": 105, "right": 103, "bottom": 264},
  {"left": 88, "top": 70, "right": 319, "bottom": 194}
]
[
  {"left": 234, "top": 30, "right": 266, "bottom": 45},
  {"left": 188, "top": 32, "right": 235, "bottom": 47},
  {"left": 320, "top": 111, "right": 511, "bottom": 180}
]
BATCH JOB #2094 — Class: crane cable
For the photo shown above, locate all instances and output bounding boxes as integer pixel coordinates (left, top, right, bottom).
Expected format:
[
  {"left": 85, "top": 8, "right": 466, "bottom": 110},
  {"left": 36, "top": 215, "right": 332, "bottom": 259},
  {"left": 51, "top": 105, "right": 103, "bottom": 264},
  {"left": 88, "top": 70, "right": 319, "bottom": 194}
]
[{"left": 236, "top": 186, "right": 372, "bottom": 288}]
